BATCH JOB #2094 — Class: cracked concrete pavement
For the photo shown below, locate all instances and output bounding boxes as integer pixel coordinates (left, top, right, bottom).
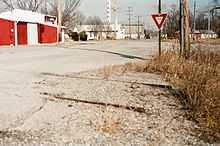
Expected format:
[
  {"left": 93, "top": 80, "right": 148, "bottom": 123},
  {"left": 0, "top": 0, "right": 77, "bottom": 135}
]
[{"left": 0, "top": 40, "right": 160, "bottom": 131}]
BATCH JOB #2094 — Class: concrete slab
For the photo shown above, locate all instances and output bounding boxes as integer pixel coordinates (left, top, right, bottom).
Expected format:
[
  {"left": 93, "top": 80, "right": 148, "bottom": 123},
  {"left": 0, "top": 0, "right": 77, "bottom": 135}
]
[{"left": 0, "top": 40, "right": 161, "bottom": 130}]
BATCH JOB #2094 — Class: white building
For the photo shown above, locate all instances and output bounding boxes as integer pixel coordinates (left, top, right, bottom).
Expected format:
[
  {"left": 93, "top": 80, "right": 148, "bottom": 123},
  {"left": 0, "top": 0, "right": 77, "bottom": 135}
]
[{"left": 73, "top": 24, "right": 125, "bottom": 40}]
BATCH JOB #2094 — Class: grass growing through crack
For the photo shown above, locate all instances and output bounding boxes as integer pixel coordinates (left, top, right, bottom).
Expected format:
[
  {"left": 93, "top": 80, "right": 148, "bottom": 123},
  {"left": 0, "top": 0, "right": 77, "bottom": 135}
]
[{"left": 95, "top": 108, "right": 123, "bottom": 134}]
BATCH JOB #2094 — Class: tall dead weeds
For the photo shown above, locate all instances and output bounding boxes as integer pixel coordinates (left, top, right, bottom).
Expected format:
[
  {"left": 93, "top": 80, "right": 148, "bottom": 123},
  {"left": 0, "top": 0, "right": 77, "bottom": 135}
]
[
  {"left": 100, "top": 49, "right": 220, "bottom": 142},
  {"left": 145, "top": 49, "right": 220, "bottom": 142}
]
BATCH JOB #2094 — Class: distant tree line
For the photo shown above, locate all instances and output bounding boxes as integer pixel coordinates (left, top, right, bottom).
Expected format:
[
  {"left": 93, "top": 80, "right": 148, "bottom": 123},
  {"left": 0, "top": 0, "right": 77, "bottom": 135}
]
[
  {"left": 195, "top": 14, "right": 220, "bottom": 36},
  {"left": 163, "top": 6, "right": 220, "bottom": 38}
]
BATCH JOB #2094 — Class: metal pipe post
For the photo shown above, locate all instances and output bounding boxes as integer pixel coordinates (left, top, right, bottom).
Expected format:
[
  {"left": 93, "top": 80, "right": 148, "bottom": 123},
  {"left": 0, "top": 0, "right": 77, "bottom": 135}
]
[{"left": 158, "top": 0, "right": 161, "bottom": 56}]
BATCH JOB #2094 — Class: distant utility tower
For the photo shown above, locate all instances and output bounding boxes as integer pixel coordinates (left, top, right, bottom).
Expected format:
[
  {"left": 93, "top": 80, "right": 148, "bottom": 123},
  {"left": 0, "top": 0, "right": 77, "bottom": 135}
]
[
  {"left": 106, "top": 0, "right": 111, "bottom": 24},
  {"left": 136, "top": 16, "right": 142, "bottom": 40},
  {"left": 112, "top": 0, "right": 119, "bottom": 26},
  {"left": 106, "top": 0, "right": 119, "bottom": 25},
  {"left": 126, "top": 7, "right": 133, "bottom": 39}
]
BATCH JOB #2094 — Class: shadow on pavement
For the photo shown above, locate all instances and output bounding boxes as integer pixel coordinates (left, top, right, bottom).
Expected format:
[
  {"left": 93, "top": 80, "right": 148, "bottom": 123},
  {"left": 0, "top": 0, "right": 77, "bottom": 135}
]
[{"left": 64, "top": 47, "right": 147, "bottom": 60}]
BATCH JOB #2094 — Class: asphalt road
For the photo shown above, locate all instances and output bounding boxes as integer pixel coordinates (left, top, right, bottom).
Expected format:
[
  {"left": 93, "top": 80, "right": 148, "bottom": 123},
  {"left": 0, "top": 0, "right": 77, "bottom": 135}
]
[{"left": 0, "top": 40, "right": 160, "bottom": 130}]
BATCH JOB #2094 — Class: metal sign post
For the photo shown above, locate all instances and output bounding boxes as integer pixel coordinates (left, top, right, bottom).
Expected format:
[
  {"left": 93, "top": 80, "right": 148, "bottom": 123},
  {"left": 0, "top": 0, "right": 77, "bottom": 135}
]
[
  {"left": 158, "top": 0, "right": 161, "bottom": 56},
  {"left": 151, "top": 1, "right": 167, "bottom": 56},
  {"left": 151, "top": 0, "right": 167, "bottom": 56}
]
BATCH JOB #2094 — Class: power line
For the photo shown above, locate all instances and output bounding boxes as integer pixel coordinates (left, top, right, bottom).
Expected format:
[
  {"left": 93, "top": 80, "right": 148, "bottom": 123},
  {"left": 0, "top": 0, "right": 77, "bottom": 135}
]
[
  {"left": 136, "top": 16, "right": 142, "bottom": 40},
  {"left": 126, "top": 7, "right": 133, "bottom": 39}
]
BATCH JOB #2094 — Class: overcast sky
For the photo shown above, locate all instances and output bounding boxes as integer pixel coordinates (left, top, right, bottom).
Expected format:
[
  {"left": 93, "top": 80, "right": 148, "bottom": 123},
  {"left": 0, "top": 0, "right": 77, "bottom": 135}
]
[{"left": 79, "top": 0, "right": 212, "bottom": 29}]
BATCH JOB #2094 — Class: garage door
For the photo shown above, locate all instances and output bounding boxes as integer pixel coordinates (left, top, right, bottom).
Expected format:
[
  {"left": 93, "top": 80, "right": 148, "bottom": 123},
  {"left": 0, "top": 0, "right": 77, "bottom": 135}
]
[
  {"left": 17, "top": 22, "right": 27, "bottom": 45},
  {"left": 27, "top": 23, "right": 38, "bottom": 45},
  {"left": 0, "top": 18, "right": 15, "bottom": 46},
  {"left": 38, "top": 24, "right": 57, "bottom": 44}
]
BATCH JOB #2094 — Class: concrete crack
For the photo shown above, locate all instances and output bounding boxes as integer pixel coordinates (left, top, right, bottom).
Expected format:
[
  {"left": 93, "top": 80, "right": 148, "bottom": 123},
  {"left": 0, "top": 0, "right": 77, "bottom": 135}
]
[{"left": 11, "top": 98, "right": 47, "bottom": 129}]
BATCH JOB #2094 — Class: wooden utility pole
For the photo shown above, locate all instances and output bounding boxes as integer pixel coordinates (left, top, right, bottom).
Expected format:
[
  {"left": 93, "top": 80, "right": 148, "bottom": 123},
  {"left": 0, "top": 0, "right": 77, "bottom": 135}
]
[
  {"left": 57, "top": 0, "right": 62, "bottom": 43},
  {"left": 183, "top": 0, "right": 190, "bottom": 58},
  {"left": 137, "top": 16, "right": 141, "bottom": 40}
]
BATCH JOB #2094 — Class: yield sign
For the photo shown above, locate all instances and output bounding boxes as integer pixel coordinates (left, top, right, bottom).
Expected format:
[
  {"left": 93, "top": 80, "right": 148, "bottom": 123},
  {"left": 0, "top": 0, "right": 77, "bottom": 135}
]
[{"left": 151, "top": 13, "right": 167, "bottom": 30}]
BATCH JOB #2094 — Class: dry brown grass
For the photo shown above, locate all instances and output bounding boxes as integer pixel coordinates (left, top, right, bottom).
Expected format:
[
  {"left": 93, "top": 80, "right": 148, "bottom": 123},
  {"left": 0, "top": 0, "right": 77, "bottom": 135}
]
[
  {"left": 194, "top": 38, "right": 220, "bottom": 45},
  {"left": 101, "top": 61, "right": 148, "bottom": 78},
  {"left": 100, "top": 50, "right": 220, "bottom": 142},
  {"left": 144, "top": 50, "right": 220, "bottom": 142},
  {"left": 103, "top": 65, "right": 113, "bottom": 79}
]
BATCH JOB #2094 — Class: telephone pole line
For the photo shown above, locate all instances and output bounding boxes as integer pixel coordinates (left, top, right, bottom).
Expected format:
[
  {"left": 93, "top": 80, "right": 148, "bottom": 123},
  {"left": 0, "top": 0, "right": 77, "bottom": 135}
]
[
  {"left": 127, "top": 7, "right": 133, "bottom": 39},
  {"left": 137, "top": 16, "right": 141, "bottom": 40}
]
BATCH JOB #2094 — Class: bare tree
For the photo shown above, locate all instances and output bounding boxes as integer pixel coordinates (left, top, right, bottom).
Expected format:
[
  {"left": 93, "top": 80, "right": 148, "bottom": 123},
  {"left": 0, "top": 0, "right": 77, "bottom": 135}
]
[
  {"left": 1, "top": 0, "right": 14, "bottom": 10},
  {"left": 85, "top": 16, "right": 104, "bottom": 38},
  {"left": 163, "top": 7, "right": 179, "bottom": 38},
  {"left": 212, "top": 16, "right": 220, "bottom": 37},
  {"left": 85, "top": 16, "right": 103, "bottom": 25},
  {"left": 76, "top": 11, "right": 86, "bottom": 25},
  {"left": 195, "top": 13, "right": 208, "bottom": 30},
  {"left": 163, "top": 6, "right": 194, "bottom": 39},
  {"left": 48, "top": 0, "right": 81, "bottom": 30},
  {"left": 1, "top": 0, "right": 44, "bottom": 11}
]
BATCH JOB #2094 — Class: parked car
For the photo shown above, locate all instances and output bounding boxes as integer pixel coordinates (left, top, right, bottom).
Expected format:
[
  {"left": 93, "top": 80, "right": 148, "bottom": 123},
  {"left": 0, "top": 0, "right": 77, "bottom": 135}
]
[{"left": 79, "top": 31, "right": 88, "bottom": 41}]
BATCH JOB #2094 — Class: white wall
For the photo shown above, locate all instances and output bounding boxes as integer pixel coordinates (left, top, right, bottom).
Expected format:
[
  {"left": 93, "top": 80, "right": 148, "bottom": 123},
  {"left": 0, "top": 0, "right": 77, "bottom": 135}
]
[{"left": 27, "top": 23, "right": 38, "bottom": 45}]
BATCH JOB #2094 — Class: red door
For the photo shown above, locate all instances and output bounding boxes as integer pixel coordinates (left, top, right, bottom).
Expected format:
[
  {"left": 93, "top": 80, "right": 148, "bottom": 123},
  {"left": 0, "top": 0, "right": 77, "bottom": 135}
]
[
  {"left": 38, "top": 24, "right": 57, "bottom": 43},
  {"left": 17, "top": 22, "right": 27, "bottom": 45},
  {"left": 0, "top": 18, "right": 15, "bottom": 46}
]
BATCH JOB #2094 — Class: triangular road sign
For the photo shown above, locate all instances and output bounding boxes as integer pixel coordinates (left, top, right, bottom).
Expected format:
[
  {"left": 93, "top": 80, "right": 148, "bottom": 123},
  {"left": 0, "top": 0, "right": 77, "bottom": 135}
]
[{"left": 151, "top": 13, "right": 167, "bottom": 30}]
